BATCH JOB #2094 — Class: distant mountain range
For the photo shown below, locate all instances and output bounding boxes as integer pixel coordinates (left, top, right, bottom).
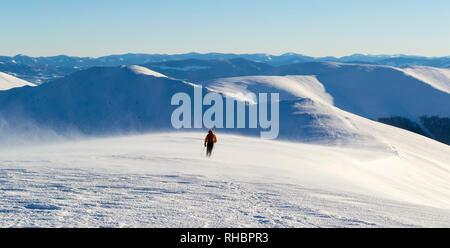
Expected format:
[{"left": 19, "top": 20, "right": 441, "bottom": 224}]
[{"left": 1, "top": 53, "right": 449, "bottom": 84}]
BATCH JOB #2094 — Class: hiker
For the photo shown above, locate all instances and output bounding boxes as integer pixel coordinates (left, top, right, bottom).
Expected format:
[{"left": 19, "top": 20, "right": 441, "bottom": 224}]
[{"left": 204, "top": 129, "right": 218, "bottom": 157}]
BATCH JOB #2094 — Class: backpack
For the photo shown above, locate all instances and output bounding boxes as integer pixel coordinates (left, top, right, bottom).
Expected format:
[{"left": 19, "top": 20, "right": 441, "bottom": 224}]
[{"left": 207, "top": 133, "right": 215, "bottom": 144}]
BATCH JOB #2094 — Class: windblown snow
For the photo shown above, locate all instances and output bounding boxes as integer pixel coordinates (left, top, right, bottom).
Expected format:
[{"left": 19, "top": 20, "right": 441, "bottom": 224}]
[
  {"left": 127, "top": 65, "right": 168, "bottom": 78},
  {"left": 203, "top": 74, "right": 450, "bottom": 144},
  {"left": 1, "top": 128, "right": 450, "bottom": 227},
  {"left": 206, "top": 75, "right": 333, "bottom": 106},
  {"left": 0, "top": 72, "right": 36, "bottom": 90},
  {"left": 397, "top": 66, "right": 450, "bottom": 94}
]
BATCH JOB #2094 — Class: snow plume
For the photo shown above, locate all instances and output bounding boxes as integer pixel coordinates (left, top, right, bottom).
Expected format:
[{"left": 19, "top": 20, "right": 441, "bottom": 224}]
[
  {"left": 0, "top": 115, "right": 84, "bottom": 149},
  {"left": 0, "top": 72, "right": 36, "bottom": 91},
  {"left": 127, "top": 65, "right": 168, "bottom": 78}
]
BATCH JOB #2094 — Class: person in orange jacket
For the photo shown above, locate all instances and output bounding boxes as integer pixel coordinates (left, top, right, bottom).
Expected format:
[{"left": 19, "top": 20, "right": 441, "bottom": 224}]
[{"left": 204, "top": 129, "right": 218, "bottom": 157}]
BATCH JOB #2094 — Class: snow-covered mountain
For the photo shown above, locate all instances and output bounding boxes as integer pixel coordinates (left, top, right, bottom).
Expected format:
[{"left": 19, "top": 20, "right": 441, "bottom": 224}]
[
  {"left": 269, "top": 62, "right": 450, "bottom": 144},
  {"left": 0, "top": 63, "right": 449, "bottom": 145},
  {"left": 2, "top": 65, "right": 351, "bottom": 144},
  {"left": 0, "top": 72, "right": 35, "bottom": 90},
  {"left": 0, "top": 65, "right": 196, "bottom": 135},
  {"left": 275, "top": 62, "right": 450, "bottom": 118}
]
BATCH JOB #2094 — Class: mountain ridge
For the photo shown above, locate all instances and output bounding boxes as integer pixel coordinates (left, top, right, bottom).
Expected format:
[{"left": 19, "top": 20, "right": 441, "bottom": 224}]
[
  {"left": 0, "top": 63, "right": 449, "bottom": 145},
  {"left": 1, "top": 53, "right": 449, "bottom": 84}
]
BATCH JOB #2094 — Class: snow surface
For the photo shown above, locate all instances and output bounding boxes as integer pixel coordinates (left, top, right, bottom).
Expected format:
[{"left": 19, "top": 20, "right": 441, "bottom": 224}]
[
  {"left": 397, "top": 66, "right": 450, "bottom": 94},
  {"left": 0, "top": 72, "right": 35, "bottom": 91},
  {"left": 201, "top": 74, "right": 450, "bottom": 144},
  {"left": 127, "top": 65, "right": 168, "bottom": 78},
  {"left": 1, "top": 129, "right": 450, "bottom": 227},
  {"left": 206, "top": 75, "right": 333, "bottom": 106},
  {"left": 272, "top": 62, "right": 450, "bottom": 122}
]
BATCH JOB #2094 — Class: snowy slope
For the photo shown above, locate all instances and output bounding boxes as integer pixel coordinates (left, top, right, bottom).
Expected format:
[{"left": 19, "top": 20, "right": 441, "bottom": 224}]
[
  {"left": 1, "top": 131, "right": 450, "bottom": 227},
  {"left": 204, "top": 74, "right": 450, "bottom": 145},
  {"left": 272, "top": 62, "right": 450, "bottom": 121},
  {"left": 0, "top": 72, "right": 35, "bottom": 90},
  {"left": 396, "top": 66, "right": 450, "bottom": 94},
  {"left": 206, "top": 75, "right": 332, "bottom": 105},
  {"left": 0, "top": 65, "right": 194, "bottom": 135}
]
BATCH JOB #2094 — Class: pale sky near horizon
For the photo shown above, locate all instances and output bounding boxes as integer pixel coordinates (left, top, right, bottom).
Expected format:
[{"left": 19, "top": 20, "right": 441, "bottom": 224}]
[{"left": 1, "top": 0, "right": 449, "bottom": 58}]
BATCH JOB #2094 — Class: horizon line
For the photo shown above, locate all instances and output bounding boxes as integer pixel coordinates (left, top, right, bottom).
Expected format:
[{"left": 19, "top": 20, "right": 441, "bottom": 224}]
[{"left": 2, "top": 52, "right": 450, "bottom": 60}]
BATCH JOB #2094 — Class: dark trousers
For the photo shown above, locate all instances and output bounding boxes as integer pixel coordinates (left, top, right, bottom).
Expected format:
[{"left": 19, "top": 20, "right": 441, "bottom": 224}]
[{"left": 206, "top": 143, "right": 214, "bottom": 157}]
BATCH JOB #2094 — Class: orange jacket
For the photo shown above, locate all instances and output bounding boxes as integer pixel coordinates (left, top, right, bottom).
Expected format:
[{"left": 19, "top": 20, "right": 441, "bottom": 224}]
[{"left": 204, "top": 132, "right": 217, "bottom": 146}]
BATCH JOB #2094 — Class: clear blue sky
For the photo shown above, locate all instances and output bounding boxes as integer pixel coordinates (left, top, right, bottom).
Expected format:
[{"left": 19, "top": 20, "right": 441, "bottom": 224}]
[{"left": 1, "top": 0, "right": 449, "bottom": 57}]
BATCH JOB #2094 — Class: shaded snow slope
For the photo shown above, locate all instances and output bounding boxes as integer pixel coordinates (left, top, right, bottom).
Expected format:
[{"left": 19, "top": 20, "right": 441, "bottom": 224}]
[
  {"left": 1, "top": 132, "right": 450, "bottom": 227},
  {"left": 0, "top": 72, "right": 35, "bottom": 90},
  {"left": 0, "top": 66, "right": 195, "bottom": 134}
]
